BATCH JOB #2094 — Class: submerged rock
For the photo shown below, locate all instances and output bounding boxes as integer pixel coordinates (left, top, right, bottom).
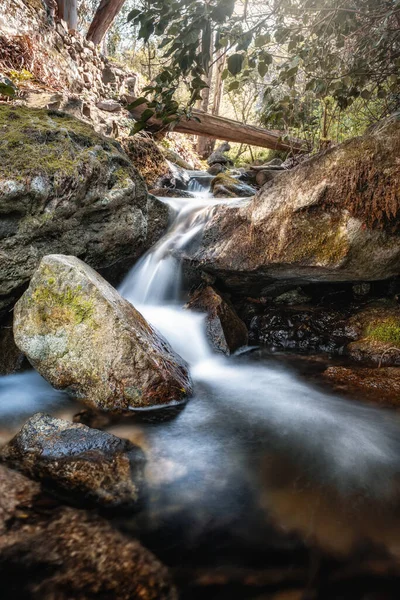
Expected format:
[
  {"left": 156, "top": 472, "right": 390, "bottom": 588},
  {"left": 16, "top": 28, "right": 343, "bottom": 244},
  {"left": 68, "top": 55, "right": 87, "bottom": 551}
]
[
  {"left": 323, "top": 365, "right": 400, "bottom": 406},
  {"left": 211, "top": 173, "right": 256, "bottom": 198},
  {"left": 0, "top": 465, "right": 177, "bottom": 600},
  {"left": 0, "top": 413, "right": 145, "bottom": 509},
  {"left": 13, "top": 254, "right": 192, "bottom": 412},
  {"left": 186, "top": 286, "right": 248, "bottom": 355},
  {"left": 186, "top": 114, "right": 400, "bottom": 292},
  {"left": 245, "top": 304, "right": 358, "bottom": 354},
  {"left": 0, "top": 106, "right": 168, "bottom": 317}
]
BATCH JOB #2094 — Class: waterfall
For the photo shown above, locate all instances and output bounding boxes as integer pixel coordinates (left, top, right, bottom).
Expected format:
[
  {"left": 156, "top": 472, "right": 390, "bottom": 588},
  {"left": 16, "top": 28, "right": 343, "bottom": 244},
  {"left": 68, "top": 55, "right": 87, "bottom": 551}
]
[{"left": 118, "top": 192, "right": 400, "bottom": 503}]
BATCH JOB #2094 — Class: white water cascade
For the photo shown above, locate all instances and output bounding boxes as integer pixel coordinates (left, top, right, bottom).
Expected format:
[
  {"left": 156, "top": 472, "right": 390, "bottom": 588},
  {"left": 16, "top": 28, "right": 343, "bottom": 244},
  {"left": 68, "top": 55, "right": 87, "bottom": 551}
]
[
  {"left": 118, "top": 194, "right": 400, "bottom": 500},
  {"left": 2, "top": 189, "right": 400, "bottom": 539}
]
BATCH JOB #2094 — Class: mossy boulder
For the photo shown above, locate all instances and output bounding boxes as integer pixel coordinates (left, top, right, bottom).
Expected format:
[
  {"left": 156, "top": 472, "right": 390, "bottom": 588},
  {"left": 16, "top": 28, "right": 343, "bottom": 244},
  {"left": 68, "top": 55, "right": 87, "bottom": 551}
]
[
  {"left": 0, "top": 105, "right": 168, "bottom": 317},
  {"left": 185, "top": 115, "right": 400, "bottom": 292},
  {"left": 13, "top": 254, "right": 192, "bottom": 412},
  {"left": 210, "top": 173, "right": 256, "bottom": 198},
  {"left": 346, "top": 301, "right": 400, "bottom": 366}
]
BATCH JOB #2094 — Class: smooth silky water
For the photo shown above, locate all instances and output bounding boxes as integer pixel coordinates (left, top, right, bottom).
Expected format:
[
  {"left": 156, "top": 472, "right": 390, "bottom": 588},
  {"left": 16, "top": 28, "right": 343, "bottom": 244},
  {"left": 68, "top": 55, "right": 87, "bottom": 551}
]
[{"left": 2, "top": 186, "right": 400, "bottom": 596}]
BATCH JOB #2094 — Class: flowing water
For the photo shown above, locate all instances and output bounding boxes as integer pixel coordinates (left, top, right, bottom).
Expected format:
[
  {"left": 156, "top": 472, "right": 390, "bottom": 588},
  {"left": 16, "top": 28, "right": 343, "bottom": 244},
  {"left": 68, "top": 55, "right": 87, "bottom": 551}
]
[{"left": 2, "top": 187, "right": 400, "bottom": 597}]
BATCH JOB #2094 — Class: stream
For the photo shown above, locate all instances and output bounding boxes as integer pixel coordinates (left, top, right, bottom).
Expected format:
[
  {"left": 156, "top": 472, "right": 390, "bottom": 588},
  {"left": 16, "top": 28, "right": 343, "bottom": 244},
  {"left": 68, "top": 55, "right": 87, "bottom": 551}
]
[{"left": 2, "top": 186, "right": 400, "bottom": 598}]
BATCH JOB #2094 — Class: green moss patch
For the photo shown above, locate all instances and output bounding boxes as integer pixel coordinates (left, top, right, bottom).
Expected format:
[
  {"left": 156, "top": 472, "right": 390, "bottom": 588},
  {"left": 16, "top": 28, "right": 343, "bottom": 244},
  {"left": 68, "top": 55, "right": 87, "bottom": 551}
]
[
  {"left": 282, "top": 212, "right": 349, "bottom": 266},
  {"left": 30, "top": 284, "right": 97, "bottom": 329},
  {"left": 0, "top": 105, "right": 121, "bottom": 180},
  {"left": 365, "top": 318, "right": 400, "bottom": 346}
]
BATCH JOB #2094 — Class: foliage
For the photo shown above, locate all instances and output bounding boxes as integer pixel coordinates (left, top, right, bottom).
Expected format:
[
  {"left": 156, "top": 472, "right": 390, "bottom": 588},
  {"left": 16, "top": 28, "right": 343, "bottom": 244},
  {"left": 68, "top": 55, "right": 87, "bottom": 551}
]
[
  {"left": 0, "top": 76, "right": 16, "bottom": 98},
  {"left": 126, "top": 0, "right": 400, "bottom": 146}
]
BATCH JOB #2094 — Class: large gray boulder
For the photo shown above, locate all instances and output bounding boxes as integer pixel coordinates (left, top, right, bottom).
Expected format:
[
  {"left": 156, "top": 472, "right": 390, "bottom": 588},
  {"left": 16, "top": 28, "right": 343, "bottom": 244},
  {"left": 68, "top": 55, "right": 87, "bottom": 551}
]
[
  {"left": 0, "top": 413, "right": 145, "bottom": 509},
  {"left": 13, "top": 255, "right": 192, "bottom": 412},
  {"left": 186, "top": 115, "right": 400, "bottom": 292},
  {"left": 0, "top": 105, "right": 168, "bottom": 318}
]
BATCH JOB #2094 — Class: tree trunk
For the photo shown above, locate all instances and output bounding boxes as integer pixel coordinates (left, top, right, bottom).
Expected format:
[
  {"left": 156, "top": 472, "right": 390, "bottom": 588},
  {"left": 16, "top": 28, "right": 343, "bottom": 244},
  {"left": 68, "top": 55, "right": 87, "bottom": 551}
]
[
  {"left": 56, "top": 0, "right": 77, "bottom": 31},
  {"left": 56, "top": 0, "right": 65, "bottom": 20},
  {"left": 87, "top": 0, "right": 126, "bottom": 46},
  {"left": 65, "top": 0, "right": 77, "bottom": 30},
  {"left": 128, "top": 102, "right": 304, "bottom": 153},
  {"left": 197, "top": 33, "right": 214, "bottom": 159},
  {"left": 211, "top": 52, "right": 225, "bottom": 117},
  {"left": 204, "top": 51, "right": 226, "bottom": 156}
]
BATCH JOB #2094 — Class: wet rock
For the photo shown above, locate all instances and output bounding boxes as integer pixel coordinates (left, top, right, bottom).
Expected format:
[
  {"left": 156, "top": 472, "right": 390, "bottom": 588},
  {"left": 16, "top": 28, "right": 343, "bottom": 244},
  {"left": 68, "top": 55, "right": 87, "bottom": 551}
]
[
  {"left": 0, "top": 413, "right": 145, "bottom": 509},
  {"left": 346, "top": 302, "right": 400, "bottom": 366},
  {"left": 237, "top": 169, "right": 257, "bottom": 186},
  {"left": 352, "top": 282, "right": 371, "bottom": 297},
  {"left": 186, "top": 286, "right": 248, "bottom": 355},
  {"left": 13, "top": 254, "right": 192, "bottom": 412},
  {"left": 246, "top": 305, "right": 358, "bottom": 354},
  {"left": 323, "top": 365, "right": 400, "bottom": 406},
  {"left": 186, "top": 115, "right": 400, "bottom": 292},
  {"left": 150, "top": 188, "right": 195, "bottom": 199},
  {"left": 0, "top": 465, "right": 177, "bottom": 600},
  {"left": 274, "top": 287, "right": 311, "bottom": 306},
  {"left": 207, "top": 142, "right": 233, "bottom": 167},
  {"left": 207, "top": 163, "right": 225, "bottom": 175},
  {"left": 211, "top": 173, "right": 256, "bottom": 198},
  {"left": 0, "top": 316, "right": 25, "bottom": 375},
  {"left": 0, "top": 106, "right": 167, "bottom": 318}
]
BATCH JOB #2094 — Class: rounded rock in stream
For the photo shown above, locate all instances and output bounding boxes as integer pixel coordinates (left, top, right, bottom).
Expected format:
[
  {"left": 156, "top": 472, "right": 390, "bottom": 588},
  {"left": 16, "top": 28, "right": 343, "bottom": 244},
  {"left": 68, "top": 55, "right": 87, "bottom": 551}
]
[
  {"left": 13, "top": 254, "right": 192, "bottom": 412},
  {"left": 0, "top": 413, "right": 145, "bottom": 510}
]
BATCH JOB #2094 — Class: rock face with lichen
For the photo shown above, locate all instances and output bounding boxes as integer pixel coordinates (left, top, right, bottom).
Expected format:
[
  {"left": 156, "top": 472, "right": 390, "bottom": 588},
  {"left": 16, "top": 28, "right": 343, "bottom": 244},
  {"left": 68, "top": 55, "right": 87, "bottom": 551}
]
[
  {"left": 186, "top": 115, "right": 400, "bottom": 293},
  {"left": 13, "top": 254, "right": 192, "bottom": 412},
  {"left": 0, "top": 464, "right": 177, "bottom": 600},
  {"left": 0, "top": 413, "right": 145, "bottom": 509},
  {"left": 0, "top": 105, "right": 168, "bottom": 317}
]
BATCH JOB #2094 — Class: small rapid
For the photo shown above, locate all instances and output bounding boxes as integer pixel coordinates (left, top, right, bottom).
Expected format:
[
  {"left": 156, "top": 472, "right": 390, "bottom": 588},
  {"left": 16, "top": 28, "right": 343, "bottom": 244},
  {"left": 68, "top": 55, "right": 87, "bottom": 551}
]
[{"left": 2, "top": 187, "right": 400, "bottom": 565}]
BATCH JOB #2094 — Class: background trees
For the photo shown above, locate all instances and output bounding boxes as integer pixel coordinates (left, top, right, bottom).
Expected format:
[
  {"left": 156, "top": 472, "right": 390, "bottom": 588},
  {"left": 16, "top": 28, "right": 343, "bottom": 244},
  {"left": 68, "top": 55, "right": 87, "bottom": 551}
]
[{"left": 124, "top": 0, "right": 400, "bottom": 149}]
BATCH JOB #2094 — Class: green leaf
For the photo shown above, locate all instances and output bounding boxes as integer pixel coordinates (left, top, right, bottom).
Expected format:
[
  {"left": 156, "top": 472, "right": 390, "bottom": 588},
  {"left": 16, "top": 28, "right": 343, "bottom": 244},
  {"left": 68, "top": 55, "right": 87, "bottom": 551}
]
[
  {"left": 229, "top": 81, "right": 240, "bottom": 91},
  {"left": 126, "top": 97, "right": 148, "bottom": 110},
  {"left": 227, "top": 53, "right": 244, "bottom": 76},
  {"left": 131, "top": 122, "right": 146, "bottom": 135},
  {"left": 0, "top": 79, "right": 16, "bottom": 98},
  {"left": 127, "top": 9, "right": 141, "bottom": 22},
  {"left": 258, "top": 62, "right": 268, "bottom": 77},
  {"left": 221, "top": 69, "right": 229, "bottom": 81},
  {"left": 141, "top": 108, "right": 155, "bottom": 122}
]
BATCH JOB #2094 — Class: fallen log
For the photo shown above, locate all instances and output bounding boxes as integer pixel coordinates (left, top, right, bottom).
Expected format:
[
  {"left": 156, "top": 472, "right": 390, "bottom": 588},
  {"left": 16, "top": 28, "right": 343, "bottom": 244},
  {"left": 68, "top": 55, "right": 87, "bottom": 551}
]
[{"left": 128, "top": 104, "right": 304, "bottom": 153}]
